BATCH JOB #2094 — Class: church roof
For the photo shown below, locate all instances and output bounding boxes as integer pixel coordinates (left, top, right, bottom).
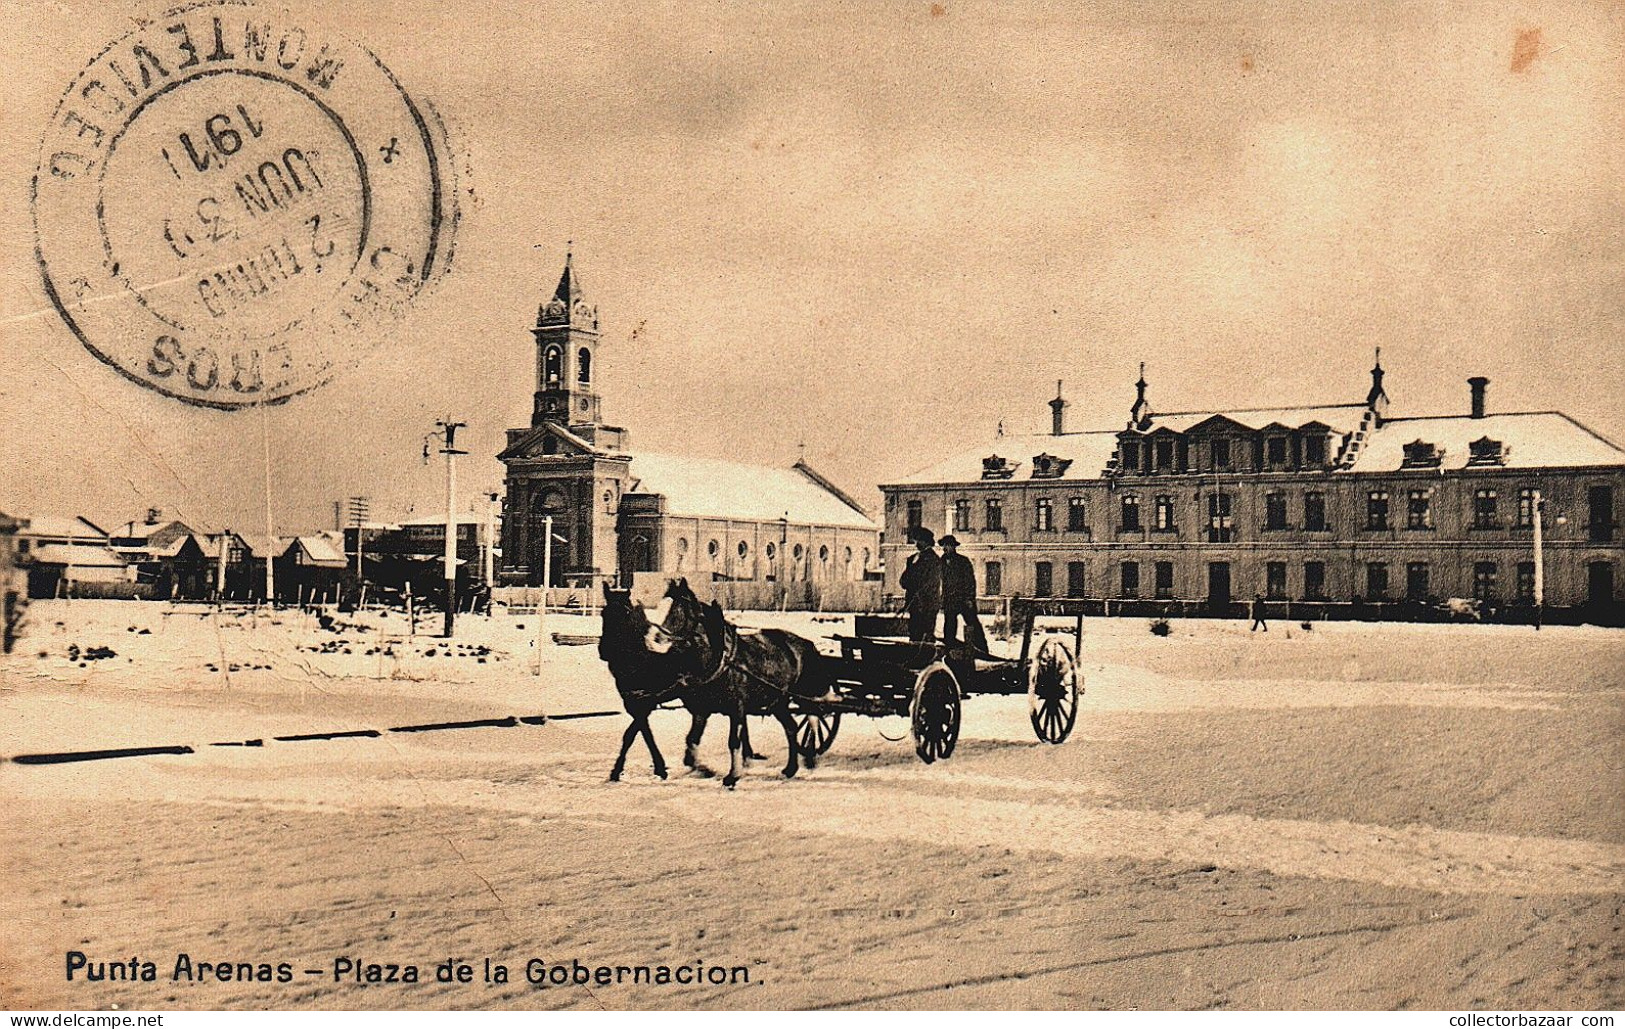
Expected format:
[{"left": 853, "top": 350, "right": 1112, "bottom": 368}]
[
  {"left": 626, "top": 453, "right": 877, "bottom": 530},
  {"left": 553, "top": 253, "right": 581, "bottom": 304}
]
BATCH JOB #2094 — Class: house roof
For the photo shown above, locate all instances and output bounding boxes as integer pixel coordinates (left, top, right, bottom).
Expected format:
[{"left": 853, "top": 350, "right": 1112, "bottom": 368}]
[
  {"left": 110, "top": 519, "right": 195, "bottom": 541},
  {"left": 285, "top": 535, "right": 347, "bottom": 566},
  {"left": 28, "top": 542, "right": 128, "bottom": 567},
  {"left": 1142, "top": 404, "right": 1370, "bottom": 436},
  {"left": 16, "top": 514, "right": 108, "bottom": 541},
  {"left": 626, "top": 453, "right": 878, "bottom": 530},
  {"left": 1350, "top": 412, "right": 1625, "bottom": 472}
]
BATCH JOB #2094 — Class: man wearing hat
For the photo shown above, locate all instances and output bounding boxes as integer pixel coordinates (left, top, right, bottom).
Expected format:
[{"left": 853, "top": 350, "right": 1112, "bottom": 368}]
[
  {"left": 939, "top": 535, "right": 987, "bottom": 652},
  {"left": 899, "top": 527, "right": 941, "bottom": 642}
]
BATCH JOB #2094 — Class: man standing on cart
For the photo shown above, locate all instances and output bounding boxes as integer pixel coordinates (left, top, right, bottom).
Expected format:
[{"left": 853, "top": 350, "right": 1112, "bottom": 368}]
[
  {"left": 900, "top": 527, "right": 942, "bottom": 642},
  {"left": 938, "top": 535, "right": 988, "bottom": 653}
]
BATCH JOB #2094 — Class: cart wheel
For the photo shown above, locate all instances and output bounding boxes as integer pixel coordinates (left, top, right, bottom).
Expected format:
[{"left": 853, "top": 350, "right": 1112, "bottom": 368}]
[
  {"left": 911, "top": 662, "right": 962, "bottom": 764},
  {"left": 1028, "top": 636, "right": 1080, "bottom": 744},
  {"left": 795, "top": 711, "right": 841, "bottom": 756}
]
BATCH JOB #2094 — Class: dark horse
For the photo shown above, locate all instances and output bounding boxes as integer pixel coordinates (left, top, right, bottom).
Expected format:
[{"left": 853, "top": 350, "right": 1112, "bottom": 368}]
[
  {"left": 644, "top": 578, "right": 834, "bottom": 789},
  {"left": 598, "top": 582, "right": 764, "bottom": 781}
]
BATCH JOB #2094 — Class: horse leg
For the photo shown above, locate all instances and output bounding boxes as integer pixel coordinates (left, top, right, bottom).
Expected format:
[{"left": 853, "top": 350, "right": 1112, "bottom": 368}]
[
  {"left": 609, "top": 715, "right": 645, "bottom": 782},
  {"left": 741, "top": 718, "right": 766, "bottom": 762},
  {"left": 637, "top": 708, "right": 668, "bottom": 780},
  {"left": 773, "top": 707, "right": 801, "bottom": 779},
  {"left": 722, "top": 714, "right": 743, "bottom": 790},
  {"left": 684, "top": 711, "right": 714, "bottom": 776}
]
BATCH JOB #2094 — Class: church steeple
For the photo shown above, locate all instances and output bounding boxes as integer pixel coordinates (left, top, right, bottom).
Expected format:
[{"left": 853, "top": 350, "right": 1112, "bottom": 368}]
[{"left": 532, "top": 248, "right": 605, "bottom": 432}]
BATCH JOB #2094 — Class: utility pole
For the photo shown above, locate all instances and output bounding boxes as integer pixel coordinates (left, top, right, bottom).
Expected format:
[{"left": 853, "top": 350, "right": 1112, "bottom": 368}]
[
  {"left": 1533, "top": 488, "right": 1544, "bottom": 630},
  {"left": 346, "top": 496, "right": 370, "bottom": 582},
  {"left": 484, "top": 490, "right": 499, "bottom": 591},
  {"left": 261, "top": 401, "right": 275, "bottom": 605},
  {"left": 437, "top": 419, "right": 466, "bottom": 638}
]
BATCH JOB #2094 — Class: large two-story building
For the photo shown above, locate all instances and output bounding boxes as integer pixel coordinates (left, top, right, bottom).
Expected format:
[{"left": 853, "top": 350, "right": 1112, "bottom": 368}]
[{"left": 881, "top": 360, "right": 1623, "bottom": 619}]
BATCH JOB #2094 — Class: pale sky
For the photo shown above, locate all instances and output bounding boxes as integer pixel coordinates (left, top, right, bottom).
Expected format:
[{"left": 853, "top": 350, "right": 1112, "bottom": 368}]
[{"left": 3, "top": 0, "right": 1621, "bottom": 534}]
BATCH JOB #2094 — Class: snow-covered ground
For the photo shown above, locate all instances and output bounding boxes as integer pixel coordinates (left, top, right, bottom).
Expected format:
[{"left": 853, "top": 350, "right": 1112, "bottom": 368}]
[{"left": 1, "top": 600, "right": 1621, "bottom": 1009}]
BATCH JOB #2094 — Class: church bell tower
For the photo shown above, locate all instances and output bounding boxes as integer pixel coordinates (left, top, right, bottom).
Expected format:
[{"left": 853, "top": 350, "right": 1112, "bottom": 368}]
[{"left": 532, "top": 250, "right": 606, "bottom": 433}]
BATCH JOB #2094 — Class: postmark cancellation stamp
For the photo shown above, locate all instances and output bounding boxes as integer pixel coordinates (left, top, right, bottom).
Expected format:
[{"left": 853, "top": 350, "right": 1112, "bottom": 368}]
[{"left": 32, "top": 0, "right": 458, "bottom": 408}]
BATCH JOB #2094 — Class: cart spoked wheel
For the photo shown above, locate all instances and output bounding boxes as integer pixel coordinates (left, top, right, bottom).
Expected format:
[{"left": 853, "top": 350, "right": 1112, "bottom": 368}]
[
  {"left": 795, "top": 711, "right": 841, "bottom": 757},
  {"left": 911, "top": 662, "right": 962, "bottom": 764},
  {"left": 1028, "top": 636, "right": 1080, "bottom": 744}
]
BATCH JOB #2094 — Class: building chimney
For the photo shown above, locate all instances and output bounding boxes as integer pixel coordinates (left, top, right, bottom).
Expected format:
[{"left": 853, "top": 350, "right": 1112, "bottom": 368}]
[
  {"left": 144, "top": 507, "right": 161, "bottom": 525},
  {"left": 1469, "top": 376, "right": 1489, "bottom": 419},
  {"left": 1049, "top": 380, "right": 1068, "bottom": 436}
]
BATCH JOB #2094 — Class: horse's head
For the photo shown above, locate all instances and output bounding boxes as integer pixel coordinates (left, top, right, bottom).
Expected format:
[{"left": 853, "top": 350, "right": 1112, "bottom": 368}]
[
  {"left": 644, "top": 577, "right": 707, "bottom": 656},
  {"left": 599, "top": 581, "right": 650, "bottom": 663}
]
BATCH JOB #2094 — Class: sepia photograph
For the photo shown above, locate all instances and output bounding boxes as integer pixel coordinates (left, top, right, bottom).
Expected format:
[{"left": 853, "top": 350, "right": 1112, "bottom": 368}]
[{"left": 1, "top": 0, "right": 1621, "bottom": 1015}]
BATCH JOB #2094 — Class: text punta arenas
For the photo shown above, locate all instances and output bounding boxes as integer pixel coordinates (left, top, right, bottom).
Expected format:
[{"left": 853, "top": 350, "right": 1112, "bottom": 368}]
[{"left": 66, "top": 952, "right": 297, "bottom": 984}]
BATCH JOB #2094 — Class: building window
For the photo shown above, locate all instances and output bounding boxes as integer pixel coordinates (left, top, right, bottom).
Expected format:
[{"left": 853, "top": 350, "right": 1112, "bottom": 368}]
[
  {"left": 819, "top": 545, "right": 830, "bottom": 564},
  {"left": 1404, "top": 562, "right": 1429, "bottom": 602},
  {"left": 1472, "top": 561, "right": 1498, "bottom": 601},
  {"left": 1366, "top": 490, "right": 1390, "bottom": 531},
  {"left": 543, "top": 345, "right": 562, "bottom": 384},
  {"left": 1153, "top": 495, "right": 1174, "bottom": 532},
  {"left": 1067, "top": 561, "right": 1086, "bottom": 597},
  {"left": 793, "top": 543, "right": 804, "bottom": 562},
  {"left": 1155, "top": 439, "right": 1174, "bottom": 471},
  {"left": 1119, "top": 561, "right": 1139, "bottom": 598},
  {"left": 1304, "top": 491, "right": 1327, "bottom": 532},
  {"left": 985, "top": 560, "right": 1002, "bottom": 594},
  {"left": 1264, "top": 492, "right": 1287, "bottom": 530},
  {"left": 861, "top": 547, "right": 871, "bottom": 571},
  {"left": 1212, "top": 438, "right": 1231, "bottom": 469},
  {"left": 1304, "top": 435, "right": 1326, "bottom": 466},
  {"left": 707, "top": 539, "right": 720, "bottom": 560},
  {"left": 1035, "top": 562, "right": 1053, "bottom": 597},
  {"left": 737, "top": 540, "right": 749, "bottom": 560},
  {"left": 1406, "top": 489, "right": 1432, "bottom": 530},
  {"left": 1473, "top": 489, "right": 1499, "bottom": 529},
  {"left": 1035, "top": 497, "right": 1053, "bottom": 531},
  {"left": 1516, "top": 561, "right": 1536, "bottom": 601},
  {"left": 1154, "top": 561, "right": 1174, "bottom": 599},
  {"left": 985, "top": 498, "right": 1004, "bottom": 531},
  {"left": 1366, "top": 562, "right": 1389, "bottom": 600},
  {"left": 764, "top": 541, "right": 775, "bottom": 561},
  {"left": 1304, "top": 561, "right": 1326, "bottom": 600},
  {"left": 1121, "top": 442, "right": 1141, "bottom": 472},
  {"left": 1121, "top": 495, "right": 1141, "bottom": 532},
  {"left": 1267, "top": 436, "right": 1288, "bottom": 465},
  {"left": 1067, "top": 497, "right": 1087, "bottom": 532},
  {"left": 577, "top": 347, "right": 592, "bottom": 383},
  {"left": 1517, "top": 488, "right": 1536, "bottom": 529},
  {"left": 1206, "top": 492, "right": 1234, "bottom": 543},
  {"left": 1266, "top": 561, "right": 1287, "bottom": 600},
  {"left": 906, "top": 500, "right": 923, "bottom": 530},
  {"left": 953, "top": 499, "right": 972, "bottom": 532}
]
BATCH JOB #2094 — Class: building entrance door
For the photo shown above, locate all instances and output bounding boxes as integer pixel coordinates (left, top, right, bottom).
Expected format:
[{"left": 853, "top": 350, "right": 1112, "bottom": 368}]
[
  {"left": 1207, "top": 562, "right": 1231, "bottom": 608},
  {"left": 1588, "top": 561, "right": 1614, "bottom": 607}
]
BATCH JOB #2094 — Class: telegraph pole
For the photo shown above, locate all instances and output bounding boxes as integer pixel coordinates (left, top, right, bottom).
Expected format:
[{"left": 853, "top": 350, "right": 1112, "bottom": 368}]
[{"left": 437, "top": 419, "right": 466, "bottom": 637}]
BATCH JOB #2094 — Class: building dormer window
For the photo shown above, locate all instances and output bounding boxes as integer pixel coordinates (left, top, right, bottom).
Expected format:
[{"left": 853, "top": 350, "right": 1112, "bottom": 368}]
[
  {"left": 1120, "top": 441, "right": 1141, "bottom": 472},
  {"left": 1212, "top": 438, "right": 1231, "bottom": 469},
  {"left": 1468, "top": 437, "right": 1508, "bottom": 466},
  {"left": 982, "top": 455, "right": 1015, "bottom": 480},
  {"left": 1030, "top": 453, "right": 1072, "bottom": 479},
  {"left": 1154, "top": 439, "right": 1174, "bottom": 471},
  {"left": 1266, "top": 436, "right": 1288, "bottom": 465},
  {"left": 1304, "top": 434, "right": 1326, "bottom": 466},
  {"left": 1401, "top": 440, "right": 1443, "bottom": 468}
]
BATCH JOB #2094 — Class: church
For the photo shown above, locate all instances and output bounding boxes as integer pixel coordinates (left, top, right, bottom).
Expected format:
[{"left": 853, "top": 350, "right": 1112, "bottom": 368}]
[{"left": 498, "top": 255, "right": 879, "bottom": 590}]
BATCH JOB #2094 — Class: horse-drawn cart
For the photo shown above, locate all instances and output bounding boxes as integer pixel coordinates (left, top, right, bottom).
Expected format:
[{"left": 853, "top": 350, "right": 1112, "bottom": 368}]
[{"left": 792, "top": 599, "right": 1084, "bottom": 763}]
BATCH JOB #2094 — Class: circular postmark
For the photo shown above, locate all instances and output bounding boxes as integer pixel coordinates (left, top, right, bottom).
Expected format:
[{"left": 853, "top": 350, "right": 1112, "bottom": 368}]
[{"left": 33, "top": 1, "right": 456, "bottom": 408}]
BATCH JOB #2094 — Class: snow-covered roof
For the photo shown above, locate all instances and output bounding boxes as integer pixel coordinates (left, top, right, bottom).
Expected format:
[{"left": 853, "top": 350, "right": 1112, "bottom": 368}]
[
  {"left": 889, "top": 431, "right": 1122, "bottom": 486},
  {"left": 28, "top": 542, "right": 128, "bottom": 567},
  {"left": 286, "top": 535, "right": 347, "bottom": 566},
  {"left": 626, "top": 453, "right": 877, "bottom": 530},
  {"left": 16, "top": 514, "right": 107, "bottom": 541},
  {"left": 398, "top": 512, "right": 486, "bottom": 526},
  {"left": 1351, "top": 413, "right": 1624, "bottom": 472},
  {"left": 1142, "top": 404, "right": 1370, "bottom": 435}
]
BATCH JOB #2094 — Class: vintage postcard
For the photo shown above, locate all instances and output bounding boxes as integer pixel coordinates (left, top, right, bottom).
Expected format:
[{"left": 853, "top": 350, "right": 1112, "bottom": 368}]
[{"left": 2, "top": 0, "right": 1621, "bottom": 1014}]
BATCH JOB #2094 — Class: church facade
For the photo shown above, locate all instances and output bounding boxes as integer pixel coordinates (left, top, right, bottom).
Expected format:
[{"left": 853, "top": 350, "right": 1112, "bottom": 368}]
[
  {"left": 498, "top": 257, "right": 878, "bottom": 588},
  {"left": 881, "top": 361, "right": 1624, "bottom": 620}
]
